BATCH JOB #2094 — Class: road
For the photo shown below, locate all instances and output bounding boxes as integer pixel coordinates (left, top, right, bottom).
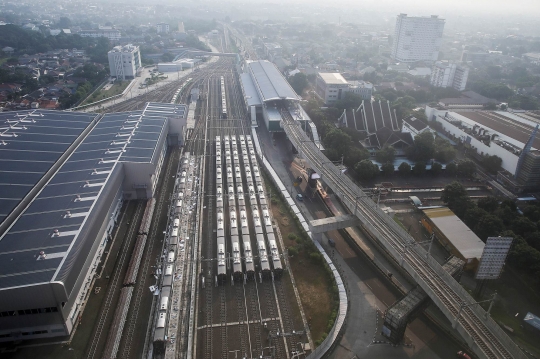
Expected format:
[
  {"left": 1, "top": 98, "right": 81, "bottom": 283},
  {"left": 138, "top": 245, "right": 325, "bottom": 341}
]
[{"left": 255, "top": 129, "right": 462, "bottom": 359}]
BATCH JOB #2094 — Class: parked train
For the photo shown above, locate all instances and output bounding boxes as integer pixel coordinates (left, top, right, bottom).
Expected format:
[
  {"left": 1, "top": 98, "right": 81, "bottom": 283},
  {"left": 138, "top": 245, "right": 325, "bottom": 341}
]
[
  {"left": 220, "top": 76, "right": 227, "bottom": 119},
  {"left": 244, "top": 135, "right": 283, "bottom": 277},
  {"left": 154, "top": 151, "right": 194, "bottom": 352}
]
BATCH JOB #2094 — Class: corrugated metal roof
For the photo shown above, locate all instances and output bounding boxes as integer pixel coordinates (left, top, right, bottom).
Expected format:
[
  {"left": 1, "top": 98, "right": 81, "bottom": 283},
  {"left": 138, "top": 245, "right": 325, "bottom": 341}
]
[
  {"left": 0, "top": 110, "right": 97, "bottom": 225},
  {"left": 240, "top": 73, "right": 262, "bottom": 107},
  {"left": 247, "top": 60, "right": 299, "bottom": 102},
  {"left": 424, "top": 207, "right": 485, "bottom": 259},
  {"left": 0, "top": 103, "right": 180, "bottom": 290}
]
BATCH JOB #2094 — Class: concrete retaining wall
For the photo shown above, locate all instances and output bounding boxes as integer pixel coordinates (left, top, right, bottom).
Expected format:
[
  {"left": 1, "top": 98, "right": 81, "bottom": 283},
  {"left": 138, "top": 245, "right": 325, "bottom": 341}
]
[{"left": 251, "top": 128, "right": 348, "bottom": 358}]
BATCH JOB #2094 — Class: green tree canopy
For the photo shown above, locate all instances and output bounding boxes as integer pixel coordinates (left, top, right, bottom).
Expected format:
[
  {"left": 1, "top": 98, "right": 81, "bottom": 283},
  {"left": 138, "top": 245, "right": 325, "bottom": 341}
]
[
  {"left": 333, "top": 92, "right": 363, "bottom": 110},
  {"left": 381, "top": 162, "right": 395, "bottom": 176},
  {"left": 477, "top": 196, "right": 499, "bottom": 213},
  {"left": 398, "top": 161, "right": 411, "bottom": 175},
  {"left": 458, "top": 160, "right": 476, "bottom": 177},
  {"left": 354, "top": 160, "right": 379, "bottom": 181},
  {"left": 445, "top": 162, "right": 457, "bottom": 176},
  {"left": 464, "top": 206, "right": 488, "bottom": 229},
  {"left": 441, "top": 181, "right": 473, "bottom": 217},
  {"left": 287, "top": 72, "right": 309, "bottom": 96},
  {"left": 433, "top": 137, "right": 456, "bottom": 163},
  {"left": 344, "top": 147, "right": 370, "bottom": 168},
  {"left": 375, "top": 146, "right": 396, "bottom": 164},
  {"left": 475, "top": 214, "right": 505, "bottom": 241},
  {"left": 431, "top": 162, "right": 443, "bottom": 175},
  {"left": 482, "top": 155, "right": 502, "bottom": 174},
  {"left": 412, "top": 162, "right": 426, "bottom": 176},
  {"left": 406, "top": 132, "right": 435, "bottom": 161},
  {"left": 324, "top": 128, "right": 351, "bottom": 158}
]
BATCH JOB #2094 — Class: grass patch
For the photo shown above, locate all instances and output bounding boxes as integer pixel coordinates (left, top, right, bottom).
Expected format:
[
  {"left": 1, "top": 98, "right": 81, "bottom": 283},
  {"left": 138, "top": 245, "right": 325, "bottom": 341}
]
[
  {"left": 82, "top": 81, "right": 130, "bottom": 105},
  {"left": 263, "top": 172, "right": 339, "bottom": 346},
  {"left": 479, "top": 268, "right": 540, "bottom": 357},
  {"left": 393, "top": 215, "right": 407, "bottom": 231}
]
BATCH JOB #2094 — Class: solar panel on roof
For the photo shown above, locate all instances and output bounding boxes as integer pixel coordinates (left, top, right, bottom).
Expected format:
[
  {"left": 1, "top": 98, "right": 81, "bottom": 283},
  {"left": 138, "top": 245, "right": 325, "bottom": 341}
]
[{"left": 0, "top": 103, "right": 185, "bottom": 290}]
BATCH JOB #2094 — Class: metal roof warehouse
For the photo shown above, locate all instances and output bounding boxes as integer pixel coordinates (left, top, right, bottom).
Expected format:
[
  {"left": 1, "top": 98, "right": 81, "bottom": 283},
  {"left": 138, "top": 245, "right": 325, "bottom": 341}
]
[
  {"left": 421, "top": 207, "right": 485, "bottom": 270},
  {"left": 0, "top": 102, "right": 186, "bottom": 342}
]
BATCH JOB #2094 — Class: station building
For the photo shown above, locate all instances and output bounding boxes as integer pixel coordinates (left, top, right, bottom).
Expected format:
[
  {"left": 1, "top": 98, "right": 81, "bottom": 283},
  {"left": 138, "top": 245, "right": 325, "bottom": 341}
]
[
  {"left": 0, "top": 103, "right": 186, "bottom": 342},
  {"left": 421, "top": 207, "right": 485, "bottom": 271},
  {"left": 239, "top": 60, "right": 323, "bottom": 149}
]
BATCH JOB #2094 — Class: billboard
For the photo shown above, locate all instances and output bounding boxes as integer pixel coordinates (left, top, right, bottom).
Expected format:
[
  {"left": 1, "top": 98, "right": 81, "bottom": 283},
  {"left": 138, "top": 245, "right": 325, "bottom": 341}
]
[{"left": 475, "top": 237, "right": 513, "bottom": 280}]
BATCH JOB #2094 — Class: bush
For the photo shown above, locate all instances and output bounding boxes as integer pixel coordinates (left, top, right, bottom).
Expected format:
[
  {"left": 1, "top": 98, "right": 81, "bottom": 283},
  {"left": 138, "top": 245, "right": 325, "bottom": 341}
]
[
  {"left": 309, "top": 252, "right": 323, "bottom": 264},
  {"left": 288, "top": 233, "right": 297, "bottom": 241},
  {"left": 288, "top": 246, "right": 299, "bottom": 256}
]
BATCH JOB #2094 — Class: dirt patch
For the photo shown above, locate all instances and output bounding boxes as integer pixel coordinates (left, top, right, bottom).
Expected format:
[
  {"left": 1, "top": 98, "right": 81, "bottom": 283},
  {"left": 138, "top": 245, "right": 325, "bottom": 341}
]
[{"left": 270, "top": 202, "right": 337, "bottom": 345}]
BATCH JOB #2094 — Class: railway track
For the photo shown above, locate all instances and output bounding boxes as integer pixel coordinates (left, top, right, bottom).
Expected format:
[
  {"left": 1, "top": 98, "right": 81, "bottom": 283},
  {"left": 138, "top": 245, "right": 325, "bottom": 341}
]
[
  {"left": 120, "top": 148, "right": 180, "bottom": 359},
  {"left": 86, "top": 201, "right": 145, "bottom": 359},
  {"left": 282, "top": 109, "right": 523, "bottom": 359}
]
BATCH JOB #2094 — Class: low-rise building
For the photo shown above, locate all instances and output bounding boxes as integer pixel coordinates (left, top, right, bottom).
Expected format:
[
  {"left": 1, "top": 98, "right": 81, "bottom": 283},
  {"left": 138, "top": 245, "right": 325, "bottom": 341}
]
[
  {"left": 347, "top": 80, "right": 373, "bottom": 100},
  {"left": 421, "top": 207, "right": 485, "bottom": 271},
  {"left": 79, "top": 29, "right": 121, "bottom": 41},
  {"left": 316, "top": 72, "right": 349, "bottom": 104},
  {"left": 262, "top": 42, "right": 282, "bottom": 62},
  {"left": 401, "top": 116, "right": 431, "bottom": 137},
  {"left": 316, "top": 73, "right": 373, "bottom": 104},
  {"left": 523, "top": 53, "right": 540, "bottom": 65}
]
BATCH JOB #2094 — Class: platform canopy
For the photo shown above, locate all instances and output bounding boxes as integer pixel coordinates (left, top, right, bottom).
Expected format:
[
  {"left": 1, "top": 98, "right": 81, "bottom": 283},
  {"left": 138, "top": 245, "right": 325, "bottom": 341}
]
[{"left": 247, "top": 60, "right": 299, "bottom": 102}]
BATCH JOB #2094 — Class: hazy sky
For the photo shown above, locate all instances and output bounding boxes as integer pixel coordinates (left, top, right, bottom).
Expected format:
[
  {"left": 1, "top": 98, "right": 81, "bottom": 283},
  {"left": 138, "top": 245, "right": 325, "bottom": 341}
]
[{"left": 251, "top": 0, "right": 540, "bottom": 18}]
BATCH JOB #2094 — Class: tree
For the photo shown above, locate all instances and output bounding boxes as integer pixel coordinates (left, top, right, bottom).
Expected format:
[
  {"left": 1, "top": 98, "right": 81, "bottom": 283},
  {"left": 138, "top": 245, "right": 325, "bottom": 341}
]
[
  {"left": 381, "top": 162, "right": 395, "bottom": 176},
  {"left": 354, "top": 160, "right": 379, "bottom": 181},
  {"left": 375, "top": 146, "right": 396, "bottom": 164},
  {"left": 333, "top": 92, "right": 363, "bottom": 110},
  {"left": 406, "top": 132, "right": 435, "bottom": 161},
  {"left": 431, "top": 162, "right": 443, "bottom": 175},
  {"left": 441, "top": 181, "right": 472, "bottom": 217},
  {"left": 477, "top": 196, "right": 499, "bottom": 213},
  {"left": 474, "top": 214, "right": 505, "bottom": 241},
  {"left": 412, "top": 162, "right": 426, "bottom": 176},
  {"left": 324, "top": 128, "right": 351, "bottom": 158},
  {"left": 482, "top": 155, "right": 502, "bottom": 174},
  {"left": 512, "top": 217, "right": 538, "bottom": 237},
  {"left": 464, "top": 206, "right": 488, "bottom": 229},
  {"left": 288, "top": 72, "right": 309, "bottom": 96},
  {"left": 524, "top": 232, "right": 540, "bottom": 251},
  {"left": 344, "top": 147, "right": 370, "bottom": 168},
  {"left": 433, "top": 137, "right": 456, "bottom": 163},
  {"left": 445, "top": 162, "right": 457, "bottom": 176},
  {"left": 398, "top": 162, "right": 411, "bottom": 175},
  {"left": 483, "top": 102, "right": 497, "bottom": 110},
  {"left": 58, "top": 17, "right": 72, "bottom": 28},
  {"left": 161, "top": 52, "right": 175, "bottom": 62},
  {"left": 458, "top": 160, "right": 476, "bottom": 177}
]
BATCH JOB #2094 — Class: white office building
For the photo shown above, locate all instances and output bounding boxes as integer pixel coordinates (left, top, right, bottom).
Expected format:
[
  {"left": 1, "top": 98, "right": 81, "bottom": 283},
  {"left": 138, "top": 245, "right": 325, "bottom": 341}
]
[
  {"left": 391, "top": 14, "right": 445, "bottom": 63},
  {"left": 316, "top": 73, "right": 373, "bottom": 104},
  {"left": 430, "top": 61, "right": 469, "bottom": 91},
  {"left": 108, "top": 44, "right": 142, "bottom": 80}
]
